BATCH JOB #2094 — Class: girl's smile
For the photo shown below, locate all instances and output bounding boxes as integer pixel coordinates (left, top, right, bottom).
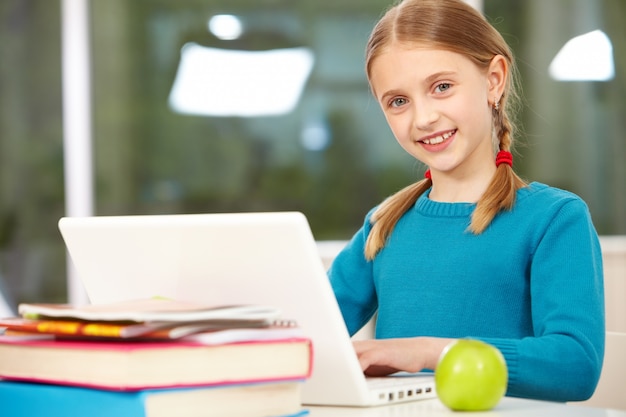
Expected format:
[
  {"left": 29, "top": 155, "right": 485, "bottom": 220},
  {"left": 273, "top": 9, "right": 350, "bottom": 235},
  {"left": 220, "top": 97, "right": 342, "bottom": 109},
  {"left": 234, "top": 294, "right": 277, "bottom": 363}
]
[
  {"left": 369, "top": 44, "right": 506, "bottom": 201},
  {"left": 416, "top": 128, "right": 457, "bottom": 151}
]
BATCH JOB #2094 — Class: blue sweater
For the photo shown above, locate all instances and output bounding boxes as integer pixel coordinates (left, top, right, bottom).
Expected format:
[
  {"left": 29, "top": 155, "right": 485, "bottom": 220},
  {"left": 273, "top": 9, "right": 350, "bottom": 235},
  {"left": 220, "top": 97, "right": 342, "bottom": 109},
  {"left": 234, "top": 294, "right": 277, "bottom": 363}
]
[{"left": 328, "top": 182, "right": 605, "bottom": 402}]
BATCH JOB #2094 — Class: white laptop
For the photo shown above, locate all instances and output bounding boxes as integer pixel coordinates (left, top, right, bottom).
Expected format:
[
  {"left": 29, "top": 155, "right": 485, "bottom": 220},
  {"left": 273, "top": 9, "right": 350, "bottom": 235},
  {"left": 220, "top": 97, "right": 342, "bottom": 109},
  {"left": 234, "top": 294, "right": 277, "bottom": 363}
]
[{"left": 58, "top": 211, "right": 436, "bottom": 406}]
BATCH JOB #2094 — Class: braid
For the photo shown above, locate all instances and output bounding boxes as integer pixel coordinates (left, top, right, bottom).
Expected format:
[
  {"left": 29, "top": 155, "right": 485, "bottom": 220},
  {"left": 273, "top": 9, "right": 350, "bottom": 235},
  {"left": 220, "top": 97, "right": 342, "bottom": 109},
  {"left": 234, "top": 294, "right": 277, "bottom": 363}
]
[
  {"left": 469, "top": 105, "right": 527, "bottom": 234},
  {"left": 364, "top": 178, "right": 431, "bottom": 260}
]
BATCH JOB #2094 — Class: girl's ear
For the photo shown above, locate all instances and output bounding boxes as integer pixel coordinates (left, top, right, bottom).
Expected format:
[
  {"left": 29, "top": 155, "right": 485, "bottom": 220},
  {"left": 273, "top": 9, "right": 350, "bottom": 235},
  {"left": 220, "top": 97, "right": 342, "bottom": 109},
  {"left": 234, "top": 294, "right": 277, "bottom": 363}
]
[{"left": 487, "top": 55, "right": 507, "bottom": 102}]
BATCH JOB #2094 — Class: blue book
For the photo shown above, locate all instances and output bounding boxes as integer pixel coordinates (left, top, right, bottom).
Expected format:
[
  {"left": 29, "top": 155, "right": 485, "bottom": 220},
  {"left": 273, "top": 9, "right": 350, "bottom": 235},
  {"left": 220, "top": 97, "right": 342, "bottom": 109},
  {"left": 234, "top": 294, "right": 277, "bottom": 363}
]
[{"left": 0, "top": 380, "right": 309, "bottom": 417}]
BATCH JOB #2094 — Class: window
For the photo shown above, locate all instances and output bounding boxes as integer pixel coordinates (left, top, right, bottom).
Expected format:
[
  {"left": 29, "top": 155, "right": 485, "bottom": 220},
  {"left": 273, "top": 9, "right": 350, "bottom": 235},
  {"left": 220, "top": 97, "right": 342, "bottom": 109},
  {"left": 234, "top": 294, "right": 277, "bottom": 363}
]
[{"left": 0, "top": 0, "right": 624, "bottom": 306}]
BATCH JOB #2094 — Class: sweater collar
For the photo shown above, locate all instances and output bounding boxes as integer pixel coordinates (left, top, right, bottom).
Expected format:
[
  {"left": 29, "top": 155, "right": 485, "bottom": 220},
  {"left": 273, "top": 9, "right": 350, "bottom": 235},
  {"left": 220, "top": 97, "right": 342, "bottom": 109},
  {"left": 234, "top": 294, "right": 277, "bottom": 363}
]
[
  {"left": 414, "top": 188, "right": 477, "bottom": 217},
  {"left": 414, "top": 182, "right": 541, "bottom": 217}
]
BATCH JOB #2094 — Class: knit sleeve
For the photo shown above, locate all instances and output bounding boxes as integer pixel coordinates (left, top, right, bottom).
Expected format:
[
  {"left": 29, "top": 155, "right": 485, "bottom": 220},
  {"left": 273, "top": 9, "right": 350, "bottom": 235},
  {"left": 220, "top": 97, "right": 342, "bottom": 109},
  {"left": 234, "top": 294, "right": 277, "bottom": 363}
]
[
  {"left": 327, "top": 211, "right": 378, "bottom": 336},
  {"left": 481, "top": 197, "right": 605, "bottom": 402}
]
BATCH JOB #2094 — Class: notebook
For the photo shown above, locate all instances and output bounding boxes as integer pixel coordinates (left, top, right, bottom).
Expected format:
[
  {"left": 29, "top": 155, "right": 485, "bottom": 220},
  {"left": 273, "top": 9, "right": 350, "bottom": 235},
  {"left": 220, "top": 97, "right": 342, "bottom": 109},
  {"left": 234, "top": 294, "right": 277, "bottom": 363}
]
[{"left": 58, "top": 212, "right": 436, "bottom": 406}]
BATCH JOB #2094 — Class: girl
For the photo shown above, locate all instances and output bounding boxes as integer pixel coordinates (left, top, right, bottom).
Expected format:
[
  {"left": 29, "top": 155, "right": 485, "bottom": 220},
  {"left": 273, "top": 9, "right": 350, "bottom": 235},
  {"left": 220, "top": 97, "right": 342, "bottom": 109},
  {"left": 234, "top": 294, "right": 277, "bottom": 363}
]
[{"left": 328, "top": 0, "right": 605, "bottom": 403}]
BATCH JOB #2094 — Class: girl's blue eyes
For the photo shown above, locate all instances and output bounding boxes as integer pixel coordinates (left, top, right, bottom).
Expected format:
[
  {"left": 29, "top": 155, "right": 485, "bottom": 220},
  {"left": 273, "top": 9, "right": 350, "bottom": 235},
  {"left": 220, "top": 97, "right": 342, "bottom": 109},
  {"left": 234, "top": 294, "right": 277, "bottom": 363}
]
[
  {"left": 387, "top": 83, "right": 452, "bottom": 108},
  {"left": 435, "top": 83, "right": 451, "bottom": 93},
  {"left": 391, "top": 98, "right": 407, "bottom": 107}
]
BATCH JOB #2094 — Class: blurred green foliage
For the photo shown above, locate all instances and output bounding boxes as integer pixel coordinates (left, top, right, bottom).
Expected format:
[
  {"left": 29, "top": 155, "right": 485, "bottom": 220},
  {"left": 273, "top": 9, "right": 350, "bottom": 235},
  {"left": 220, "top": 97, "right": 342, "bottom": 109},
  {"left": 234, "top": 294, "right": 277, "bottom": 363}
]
[{"left": 0, "top": 0, "right": 624, "bottom": 306}]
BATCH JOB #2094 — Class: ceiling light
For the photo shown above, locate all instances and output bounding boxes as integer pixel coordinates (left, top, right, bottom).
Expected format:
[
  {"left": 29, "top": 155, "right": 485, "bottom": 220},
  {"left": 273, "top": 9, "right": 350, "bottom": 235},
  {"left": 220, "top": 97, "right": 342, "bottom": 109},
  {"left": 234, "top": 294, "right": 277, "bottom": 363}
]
[
  {"left": 549, "top": 30, "right": 614, "bottom": 82},
  {"left": 208, "top": 14, "right": 243, "bottom": 40},
  {"left": 168, "top": 43, "right": 315, "bottom": 117}
]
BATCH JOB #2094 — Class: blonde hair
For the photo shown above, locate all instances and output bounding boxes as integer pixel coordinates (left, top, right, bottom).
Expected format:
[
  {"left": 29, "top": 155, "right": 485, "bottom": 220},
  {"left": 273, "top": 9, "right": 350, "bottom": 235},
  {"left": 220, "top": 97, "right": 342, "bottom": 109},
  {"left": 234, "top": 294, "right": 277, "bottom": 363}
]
[{"left": 364, "top": 0, "right": 527, "bottom": 260}]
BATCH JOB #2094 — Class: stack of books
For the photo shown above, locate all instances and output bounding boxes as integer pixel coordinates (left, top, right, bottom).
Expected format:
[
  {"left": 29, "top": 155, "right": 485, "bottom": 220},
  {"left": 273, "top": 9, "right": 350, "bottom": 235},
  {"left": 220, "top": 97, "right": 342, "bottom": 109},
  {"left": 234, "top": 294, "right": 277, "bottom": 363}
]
[{"left": 0, "top": 298, "right": 313, "bottom": 417}]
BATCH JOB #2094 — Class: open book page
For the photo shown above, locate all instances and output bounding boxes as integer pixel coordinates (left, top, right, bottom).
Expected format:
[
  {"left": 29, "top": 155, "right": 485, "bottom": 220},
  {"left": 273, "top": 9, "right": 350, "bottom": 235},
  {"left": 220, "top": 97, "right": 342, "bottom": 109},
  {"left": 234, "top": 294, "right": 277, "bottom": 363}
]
[{"left": 17, "top": 298, "right": 282, "bottom": 323}]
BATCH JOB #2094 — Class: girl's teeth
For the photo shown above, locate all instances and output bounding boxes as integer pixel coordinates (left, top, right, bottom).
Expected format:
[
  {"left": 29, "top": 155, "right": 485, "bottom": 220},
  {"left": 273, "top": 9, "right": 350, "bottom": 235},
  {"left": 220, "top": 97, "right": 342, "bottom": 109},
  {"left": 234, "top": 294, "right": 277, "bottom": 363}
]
[
  {"left": 424, "top": 136, "right": 444, "bottom": 145},
  {"left": 422, "top": 131, "right": 453, "bottom": 145}
]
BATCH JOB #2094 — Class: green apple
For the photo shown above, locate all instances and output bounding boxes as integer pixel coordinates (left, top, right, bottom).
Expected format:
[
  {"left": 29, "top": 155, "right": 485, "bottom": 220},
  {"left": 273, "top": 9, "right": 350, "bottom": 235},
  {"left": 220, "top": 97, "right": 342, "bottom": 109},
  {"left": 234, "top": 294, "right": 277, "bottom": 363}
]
[{"left": 434, "top": 339, "right": 508, "bottom": 411}]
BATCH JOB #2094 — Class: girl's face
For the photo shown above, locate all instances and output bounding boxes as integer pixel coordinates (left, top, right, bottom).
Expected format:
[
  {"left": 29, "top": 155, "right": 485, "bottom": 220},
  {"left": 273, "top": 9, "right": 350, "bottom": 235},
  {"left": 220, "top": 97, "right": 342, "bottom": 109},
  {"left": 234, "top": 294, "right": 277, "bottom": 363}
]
[{"left": 369, "top": 44, "right": 504, "bottom": 180}]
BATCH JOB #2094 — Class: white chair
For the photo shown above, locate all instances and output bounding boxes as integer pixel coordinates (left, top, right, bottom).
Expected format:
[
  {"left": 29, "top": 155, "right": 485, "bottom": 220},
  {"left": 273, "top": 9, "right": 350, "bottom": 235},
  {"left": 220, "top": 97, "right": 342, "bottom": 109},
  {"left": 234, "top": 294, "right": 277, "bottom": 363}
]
[
  {"left": 572, "top": 331, "right": 626, "bottom": 410},
  {"left": 0, "top": 291, "right": 14, "bottom": 318},
  {"left": 0, "top": 273, "right": 15, "bottom": 317}
]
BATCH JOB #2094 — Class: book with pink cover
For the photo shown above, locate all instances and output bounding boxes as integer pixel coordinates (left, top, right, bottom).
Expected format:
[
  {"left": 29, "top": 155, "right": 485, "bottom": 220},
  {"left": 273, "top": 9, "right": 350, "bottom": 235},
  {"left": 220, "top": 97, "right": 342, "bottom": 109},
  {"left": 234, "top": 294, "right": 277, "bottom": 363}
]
[{"left": 0, "top": 335, "right": 313, "bottom": 390}]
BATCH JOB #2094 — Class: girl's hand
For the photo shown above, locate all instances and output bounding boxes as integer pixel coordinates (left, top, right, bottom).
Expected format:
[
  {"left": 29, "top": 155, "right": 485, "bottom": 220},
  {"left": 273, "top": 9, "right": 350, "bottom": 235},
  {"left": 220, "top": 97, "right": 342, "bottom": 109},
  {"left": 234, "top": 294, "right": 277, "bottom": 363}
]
[{"left": 353, "top": 337, "right": 455, "bottom": 376}]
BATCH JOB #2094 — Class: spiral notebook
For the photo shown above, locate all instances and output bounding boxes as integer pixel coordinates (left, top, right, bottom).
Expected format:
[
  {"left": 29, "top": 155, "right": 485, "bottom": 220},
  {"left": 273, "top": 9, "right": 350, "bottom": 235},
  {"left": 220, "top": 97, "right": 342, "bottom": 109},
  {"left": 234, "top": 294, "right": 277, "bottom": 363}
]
[{"left": 58, "top": 211, "right": 436, "bottom": 406}]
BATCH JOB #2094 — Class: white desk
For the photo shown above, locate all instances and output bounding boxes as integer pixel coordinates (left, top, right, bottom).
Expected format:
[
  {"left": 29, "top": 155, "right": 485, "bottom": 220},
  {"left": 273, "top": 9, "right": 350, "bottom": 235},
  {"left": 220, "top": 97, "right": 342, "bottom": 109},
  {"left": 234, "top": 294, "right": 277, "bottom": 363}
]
[{"left": 305, "top": 397, "right": 626, "bottom": 416}]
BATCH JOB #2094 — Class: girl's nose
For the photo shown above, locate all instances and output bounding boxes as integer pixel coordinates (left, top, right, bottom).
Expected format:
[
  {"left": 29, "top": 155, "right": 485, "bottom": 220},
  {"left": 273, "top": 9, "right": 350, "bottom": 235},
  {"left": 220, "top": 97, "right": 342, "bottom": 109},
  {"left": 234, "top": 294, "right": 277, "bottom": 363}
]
[{"left": 413, "top": 101, "right": 439, "bottom": 131}]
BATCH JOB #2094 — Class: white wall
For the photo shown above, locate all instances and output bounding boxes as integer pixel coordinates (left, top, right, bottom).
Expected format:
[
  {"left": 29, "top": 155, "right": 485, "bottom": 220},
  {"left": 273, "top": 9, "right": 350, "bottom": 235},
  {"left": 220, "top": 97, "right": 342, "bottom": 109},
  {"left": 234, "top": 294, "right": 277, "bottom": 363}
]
[{"left": 601, "top": 236, "right": 626, "bottom": 333}]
